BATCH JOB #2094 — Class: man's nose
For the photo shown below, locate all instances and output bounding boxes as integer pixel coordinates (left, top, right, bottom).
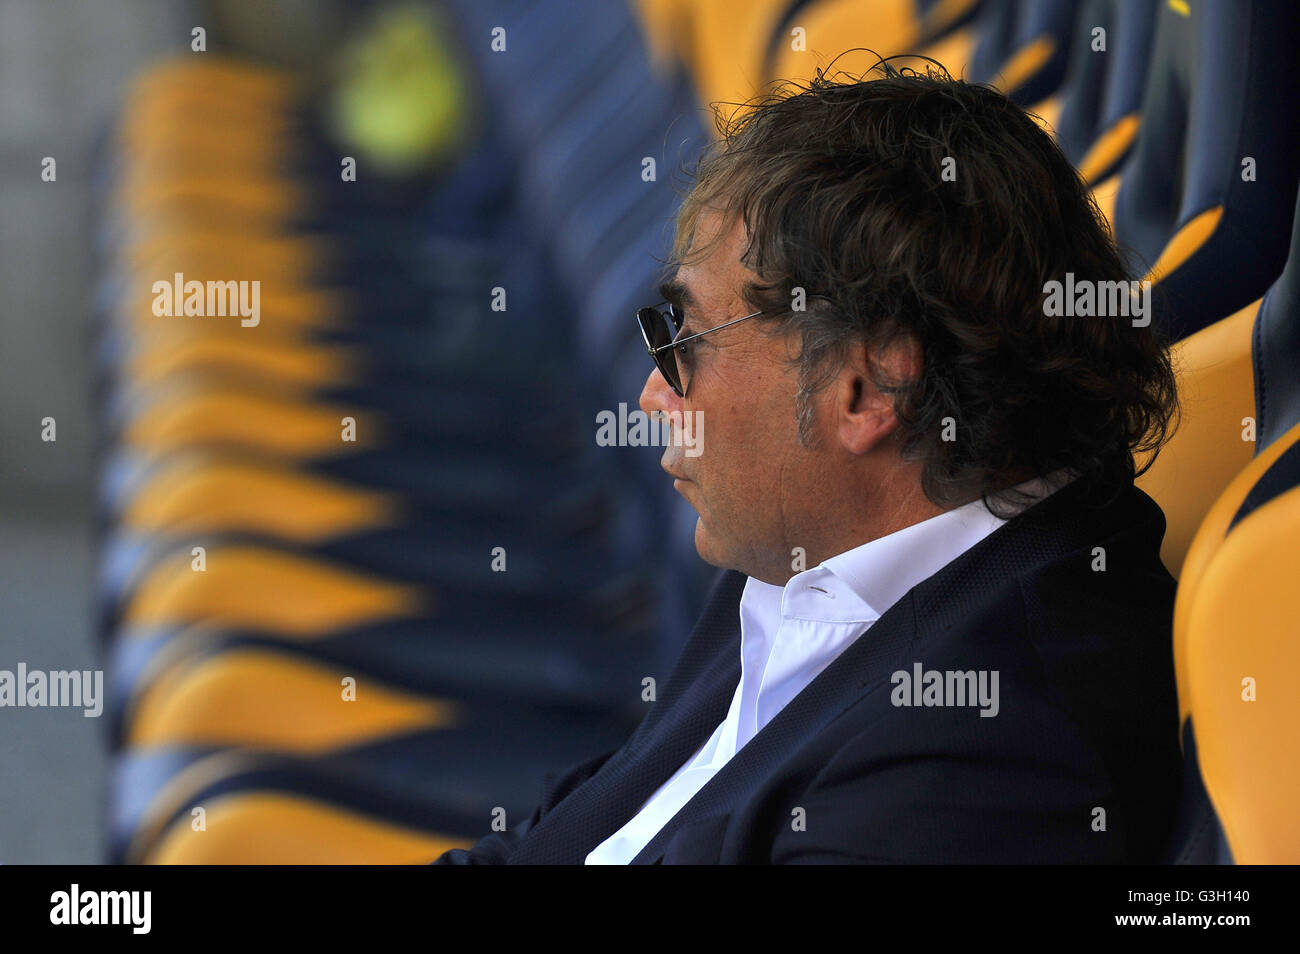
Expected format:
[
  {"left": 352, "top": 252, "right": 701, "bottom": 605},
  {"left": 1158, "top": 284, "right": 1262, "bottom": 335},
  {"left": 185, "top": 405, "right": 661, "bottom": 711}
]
[{"left": 639, "top": 365, "right": 682, "bottom": 419}]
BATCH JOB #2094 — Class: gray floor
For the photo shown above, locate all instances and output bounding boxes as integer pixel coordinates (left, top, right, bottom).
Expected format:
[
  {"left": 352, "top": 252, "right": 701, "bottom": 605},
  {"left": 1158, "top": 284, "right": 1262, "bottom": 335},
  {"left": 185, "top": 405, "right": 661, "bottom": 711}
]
[{"left": 0, "top": 0, "right": 188, "bottom": 864}]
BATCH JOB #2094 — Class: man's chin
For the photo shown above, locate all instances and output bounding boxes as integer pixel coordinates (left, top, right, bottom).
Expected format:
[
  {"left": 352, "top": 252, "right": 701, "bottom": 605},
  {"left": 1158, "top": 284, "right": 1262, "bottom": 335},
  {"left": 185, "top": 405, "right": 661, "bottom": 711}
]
[
  {"left": 692, "top": 517, "right": 728, "bottom": 569},
  {"left": 675, "top": 488, "right": 730, "bottom": 569}
]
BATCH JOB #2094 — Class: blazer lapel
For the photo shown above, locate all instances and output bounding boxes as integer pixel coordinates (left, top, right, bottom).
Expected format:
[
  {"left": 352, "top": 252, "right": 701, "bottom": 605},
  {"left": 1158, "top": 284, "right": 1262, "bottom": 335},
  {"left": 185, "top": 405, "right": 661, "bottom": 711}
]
[
  {"left": 630, "top": 591, "right": 919, "bottom": 863},
  {"left": 630, "top": 477, "right": 1128, "bottom": 864},
  {"left": 508, "top": 571, "right": 746, "bottom": 864}
]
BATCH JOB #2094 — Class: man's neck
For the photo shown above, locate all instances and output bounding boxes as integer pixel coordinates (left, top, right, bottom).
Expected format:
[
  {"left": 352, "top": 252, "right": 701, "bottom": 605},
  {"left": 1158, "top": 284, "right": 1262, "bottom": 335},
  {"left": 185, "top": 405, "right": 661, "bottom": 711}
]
[
  {"left": 744, "top": 470, "right": 1071, "bottom": 586},
  {"left": 750, "top": 485, "right": 948, "bottom": 587}
]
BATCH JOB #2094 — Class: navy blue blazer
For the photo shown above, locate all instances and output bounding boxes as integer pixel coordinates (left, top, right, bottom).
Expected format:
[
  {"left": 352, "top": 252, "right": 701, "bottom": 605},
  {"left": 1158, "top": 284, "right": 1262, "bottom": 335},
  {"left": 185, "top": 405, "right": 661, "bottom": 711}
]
[{"left": 435, "top": 478, "right": 1182, "bottom": 864}]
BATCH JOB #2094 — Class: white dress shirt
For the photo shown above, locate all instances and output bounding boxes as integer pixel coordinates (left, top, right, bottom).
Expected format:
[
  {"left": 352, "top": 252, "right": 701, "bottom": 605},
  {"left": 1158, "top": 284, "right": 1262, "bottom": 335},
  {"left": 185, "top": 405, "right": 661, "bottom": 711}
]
[{"left": 585, "top": 474, "right": 1069, "bottom": 864}]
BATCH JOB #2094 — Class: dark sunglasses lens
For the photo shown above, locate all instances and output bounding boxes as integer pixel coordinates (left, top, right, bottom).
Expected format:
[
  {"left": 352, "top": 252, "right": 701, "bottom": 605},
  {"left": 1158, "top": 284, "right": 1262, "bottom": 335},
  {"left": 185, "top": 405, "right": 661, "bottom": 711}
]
[
  {"left": 637, "top": 307, "right": 683, "bottom": 394},
  {"left": 637, "top": 307, "right": 670, "bottom": 348}
]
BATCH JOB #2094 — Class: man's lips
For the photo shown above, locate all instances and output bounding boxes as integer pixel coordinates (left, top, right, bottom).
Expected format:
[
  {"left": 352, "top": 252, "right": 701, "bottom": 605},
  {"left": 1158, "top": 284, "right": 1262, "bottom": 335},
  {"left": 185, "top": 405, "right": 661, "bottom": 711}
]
[
  {"left": 662, "top": 465, "right": 690, "bottom": 484},
  {"left": 662, "top": 466, "right": 692, "bottom": 495},
  {"left": 661, "top": 449, "right": 691, "bottom": 489}
]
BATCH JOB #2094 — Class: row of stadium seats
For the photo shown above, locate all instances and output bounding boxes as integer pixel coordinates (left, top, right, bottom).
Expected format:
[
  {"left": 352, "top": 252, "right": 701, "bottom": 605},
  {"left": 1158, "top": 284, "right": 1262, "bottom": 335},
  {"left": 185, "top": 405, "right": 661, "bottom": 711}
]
[
  {"left": 95, "top": 0, "right": 698, "bottom": 861},
  {"left": 95, "top": 0, "right": 1298, "bottom": 862}
]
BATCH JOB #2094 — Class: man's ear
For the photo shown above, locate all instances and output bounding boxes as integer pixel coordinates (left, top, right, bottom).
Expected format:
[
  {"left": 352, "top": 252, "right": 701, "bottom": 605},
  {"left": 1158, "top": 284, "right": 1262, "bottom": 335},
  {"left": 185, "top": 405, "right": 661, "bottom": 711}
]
[{"left": 834, "top": 336, "right": 922, "bottom": 455}]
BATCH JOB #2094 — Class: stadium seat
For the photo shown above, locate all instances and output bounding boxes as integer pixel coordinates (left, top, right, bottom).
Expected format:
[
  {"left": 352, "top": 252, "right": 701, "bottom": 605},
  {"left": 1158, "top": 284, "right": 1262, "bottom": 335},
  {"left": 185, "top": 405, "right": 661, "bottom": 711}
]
[
  {"left": 1111, "top": 0, "right": 1300, "bottom": 340},
  {"left": 976, "top": 0, "right": 1079, "bottom": 130},
  {"left": 112, "top": 702, "right": 634, "bottom": 863},
  {"left": 768, "top": 0, "right": 927, "bottom": 90},
  {"left": 1136, "top": 301, "right": 1256, "bottom": 577},
  {"left": 1166, "top": 176, "right": 1300, "bottom": 863},
  {"left": 95, "top": 0, "right": 713, "bottom": 864},
  {"left": 1053, "top": 0, "right": 1156, "bottom": 182}
]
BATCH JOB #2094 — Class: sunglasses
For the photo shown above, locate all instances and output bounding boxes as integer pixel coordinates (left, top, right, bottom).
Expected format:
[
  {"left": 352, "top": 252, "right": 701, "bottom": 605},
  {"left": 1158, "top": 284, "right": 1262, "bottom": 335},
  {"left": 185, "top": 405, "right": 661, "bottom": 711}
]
[{"left": 636, "top": 301, "right": 766, "bottom": 398}]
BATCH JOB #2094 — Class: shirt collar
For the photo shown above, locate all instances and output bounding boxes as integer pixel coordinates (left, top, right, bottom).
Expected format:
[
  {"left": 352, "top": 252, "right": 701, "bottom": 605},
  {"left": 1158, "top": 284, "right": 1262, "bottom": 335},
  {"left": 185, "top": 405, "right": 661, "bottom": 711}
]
[
  {"left": 747, "top": 470, "right": 1074, "bottom": 625},
  {"left": 822, "top": 470, "right": 1073, "bottom": 616}
]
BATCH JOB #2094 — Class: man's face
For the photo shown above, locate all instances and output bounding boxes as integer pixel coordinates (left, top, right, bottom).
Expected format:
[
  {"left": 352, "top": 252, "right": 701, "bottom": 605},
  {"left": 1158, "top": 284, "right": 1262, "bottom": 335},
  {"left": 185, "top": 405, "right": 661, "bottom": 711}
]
[{"left": 639, "top": 212, "right": 827, "bottom": 583}]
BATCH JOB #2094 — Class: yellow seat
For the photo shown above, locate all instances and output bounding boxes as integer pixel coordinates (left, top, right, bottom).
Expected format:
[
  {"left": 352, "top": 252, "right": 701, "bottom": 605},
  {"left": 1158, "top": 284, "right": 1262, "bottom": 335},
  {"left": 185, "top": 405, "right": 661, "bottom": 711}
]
[
  {"left": 919, "top": 23, "right": 977, "bottom": 78},
  {"left": 679, "top": 0, "right": 804, "bottom": 119},
  {"left": 120, "top": 124, "right": 292, "bottom": 168},
  {"left": 146, "top": 791, "right": 468, "bottom": 864},
  {"left": 918, "top": 0, "right": 981, "bottom": 41},
  {"left": 1027, "top": 93, "right": 1062, "bottom": 136},
  {"left": 1174, "top": 420, "right": 1300, "bottom": 863},
  {"left": 1077, "top": 113, "right": 1140, "bottom": 186},
  {"left": 769, "top": 0, "right": 922, "bottom": 93},
  {"left": 992, "top": 32, "right": 1056, "bottom": 95},
  {"left": 122, "top": 387, "right": 384, "bottom": 460},
  {"left": 124, "top": 286, "right": 346, "bottom": 338},
  {"left": 633, "top": 0, "right": 694, "bottom": 74},
  {"left": 124, "top": 231, "right": 328, "bottom": 284},
  {"left": 126, "top": 647, "right": 456, "bottom": 752},
  {"left": 121, "top": 457, "right": 398, "bottom": 542},
  {"left": 127, "top": 335, "right": 356, "bottom": 393},
  {"left": 114, "top": 174, "right": 307, "bottom": 231},
  {"left": 121, "top": 545, "right": 426, "bottom": 636},
  {"left": 1136, "top": 299, "right": 1258, "bottom": 578},
  {"left": 1091, "top": 172, "right": 1121, "bottom": 232},
  {"left": 122, "top": 56, "right": 294, "bottom": 108}
]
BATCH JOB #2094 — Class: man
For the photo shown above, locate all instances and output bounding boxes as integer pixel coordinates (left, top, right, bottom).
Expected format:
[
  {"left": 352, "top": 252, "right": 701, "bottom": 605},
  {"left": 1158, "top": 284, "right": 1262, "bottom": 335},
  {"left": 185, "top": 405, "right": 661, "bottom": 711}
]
[{"left": 435, "top": 62, "right": 1182, "bottom": 864}]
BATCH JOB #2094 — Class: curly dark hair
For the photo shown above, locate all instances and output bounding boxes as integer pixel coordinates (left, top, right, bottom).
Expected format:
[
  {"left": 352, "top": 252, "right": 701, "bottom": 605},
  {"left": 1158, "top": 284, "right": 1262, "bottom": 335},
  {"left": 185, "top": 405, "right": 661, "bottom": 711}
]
[{"left": 670, "top": 57, "right": 1179, "bottom": 514}]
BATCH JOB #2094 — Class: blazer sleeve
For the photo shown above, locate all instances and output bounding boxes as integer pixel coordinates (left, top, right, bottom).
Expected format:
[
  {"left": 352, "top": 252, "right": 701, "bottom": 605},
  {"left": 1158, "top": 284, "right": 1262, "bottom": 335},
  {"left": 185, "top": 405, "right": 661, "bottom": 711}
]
[
  {"left": 769, "top": 699, "right": 1121, "bottom": 864},
  {"left": 431, "top": 746, "right": 620, "bottom": 864}
]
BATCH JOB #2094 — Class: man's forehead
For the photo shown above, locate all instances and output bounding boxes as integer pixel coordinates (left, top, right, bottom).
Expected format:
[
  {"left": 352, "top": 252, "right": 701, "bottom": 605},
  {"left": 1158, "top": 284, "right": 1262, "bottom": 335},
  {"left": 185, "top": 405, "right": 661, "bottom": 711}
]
[
  {"left": 692, "top": 206, "right": 740, "bottom": 244},
  {"left": 690, "top": 207, "right": 748, "bottom": 260},
  {"left": 677, "top": 211, "right": 751, "bottom": 307}
]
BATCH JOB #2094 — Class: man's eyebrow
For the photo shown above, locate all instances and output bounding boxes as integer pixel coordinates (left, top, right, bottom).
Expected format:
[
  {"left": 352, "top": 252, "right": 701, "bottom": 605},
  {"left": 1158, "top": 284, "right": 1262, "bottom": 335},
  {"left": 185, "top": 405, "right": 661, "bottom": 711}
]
[{"left": 659, "top": 279, "right": 698, "bottom": 313}]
